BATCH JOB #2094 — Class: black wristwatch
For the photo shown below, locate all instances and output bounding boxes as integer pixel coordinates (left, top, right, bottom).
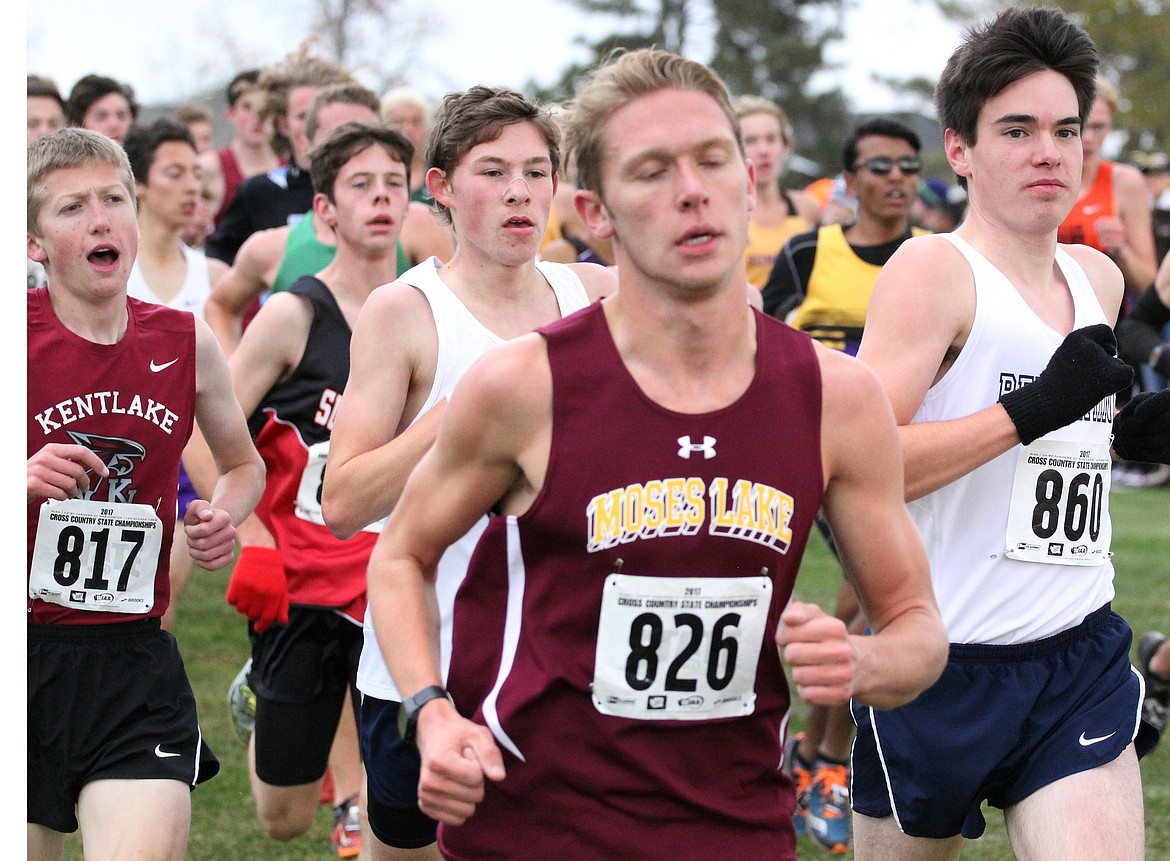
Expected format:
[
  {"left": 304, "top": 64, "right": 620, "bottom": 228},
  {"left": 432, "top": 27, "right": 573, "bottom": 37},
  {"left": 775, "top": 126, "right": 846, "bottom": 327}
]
[{"left": 397, "top": 685, "right": 453, "bottom": 745}]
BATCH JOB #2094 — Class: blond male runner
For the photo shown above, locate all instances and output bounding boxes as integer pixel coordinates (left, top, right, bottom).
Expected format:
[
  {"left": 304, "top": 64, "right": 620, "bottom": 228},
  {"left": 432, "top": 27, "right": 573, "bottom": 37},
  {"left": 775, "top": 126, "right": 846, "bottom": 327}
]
[{"left": 361, "top": 50, "right": 946, "bottom": 861}]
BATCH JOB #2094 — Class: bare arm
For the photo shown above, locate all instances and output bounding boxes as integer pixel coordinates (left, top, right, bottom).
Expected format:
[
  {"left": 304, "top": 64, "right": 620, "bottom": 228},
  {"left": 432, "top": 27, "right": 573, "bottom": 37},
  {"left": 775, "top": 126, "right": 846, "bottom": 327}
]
[
  {"left": 778, "top": 347, "right": 947, "bottom": 710},
  {"left": 1097, "top": 162, "right": 1157, "bottom": 302},
  {"left": 322, "top": 282, "right": 441, "bottom": 538},
  {"left": 857, "top": 237, "right": 1021, "bottom": 499},
  {"left": 367, "top": 340, "right": 547, "bottom": 823},
  {"left": 206, "top": 256, "right": 229, "bottom": 289},
  {"left": 203, "top": 227, "right": 286, "bottom": 356},
  {"left": 226, "top": 290, "right": 314, "bottom": 547},
  {"left": 184, "top": 318, "right": 266, "bottom": 569}
]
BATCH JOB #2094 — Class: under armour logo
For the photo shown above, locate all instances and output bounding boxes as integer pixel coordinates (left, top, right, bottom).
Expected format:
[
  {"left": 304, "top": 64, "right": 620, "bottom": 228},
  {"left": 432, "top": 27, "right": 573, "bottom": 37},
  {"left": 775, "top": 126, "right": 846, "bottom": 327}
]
[{"left": 677, "top": 435, "right": 716, "bottom": 459}]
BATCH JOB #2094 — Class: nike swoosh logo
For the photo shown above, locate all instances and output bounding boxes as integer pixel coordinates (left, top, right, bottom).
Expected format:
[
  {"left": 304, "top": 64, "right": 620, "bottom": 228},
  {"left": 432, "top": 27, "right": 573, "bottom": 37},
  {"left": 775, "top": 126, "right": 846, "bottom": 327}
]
[
  {"left": 1078, "top": 730, "right": 1116, "bottom": 746},
  {"left": 154, "top": 744, "right": 181, "bottom": 758},
  {"left": 150, "top": 358, "right": 178, "bottom": 372}
]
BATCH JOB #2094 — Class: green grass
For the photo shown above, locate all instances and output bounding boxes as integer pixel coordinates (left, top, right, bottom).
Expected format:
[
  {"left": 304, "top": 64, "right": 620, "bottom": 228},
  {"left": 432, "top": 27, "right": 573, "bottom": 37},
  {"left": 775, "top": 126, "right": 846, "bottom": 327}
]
[{"left": 62, "top": 487, "right": 1169, "bottom": 860}]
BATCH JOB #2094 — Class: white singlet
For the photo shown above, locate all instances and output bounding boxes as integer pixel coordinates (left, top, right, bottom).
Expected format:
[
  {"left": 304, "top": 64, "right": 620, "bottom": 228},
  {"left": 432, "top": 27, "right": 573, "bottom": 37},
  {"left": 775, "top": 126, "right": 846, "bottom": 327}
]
[
  {"left": 909, "top": 234, "right": 1116, "bottom": 645},
  {"left": 356, "top": 257, "right": 593, "bottom": 700},
  {"left": 126, "top": 244, "right": 211, "bottom": 319}
]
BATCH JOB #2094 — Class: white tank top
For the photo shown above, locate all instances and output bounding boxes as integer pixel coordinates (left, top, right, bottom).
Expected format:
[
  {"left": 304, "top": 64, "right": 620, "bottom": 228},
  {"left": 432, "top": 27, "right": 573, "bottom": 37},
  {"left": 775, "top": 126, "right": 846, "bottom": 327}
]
[
  {"left": 910, "top": 234, "right": 1116, "bottom": 645},
  {"left": 126, "top": 244, "right": 211, "bottom": 319},
  {"left": 357, "top": 257, "right": 593, "bottom": 699}
]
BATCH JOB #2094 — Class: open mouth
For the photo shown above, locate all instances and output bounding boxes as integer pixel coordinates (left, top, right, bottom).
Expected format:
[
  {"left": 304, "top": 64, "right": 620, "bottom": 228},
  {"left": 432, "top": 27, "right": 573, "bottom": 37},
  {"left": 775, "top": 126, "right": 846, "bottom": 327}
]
[
  {"left": 679, "top": 228, "right": 717, "bottom": 246},
  {"left": 505, "top": 216, "right": 533, "bottom": 228},
  {"left": 88, "top": 246, "right": 119, "bottom": 266}
]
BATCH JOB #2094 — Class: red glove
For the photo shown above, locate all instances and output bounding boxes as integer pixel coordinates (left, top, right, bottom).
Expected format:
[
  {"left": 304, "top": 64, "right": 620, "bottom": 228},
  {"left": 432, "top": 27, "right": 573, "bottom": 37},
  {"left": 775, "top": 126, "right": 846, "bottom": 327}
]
[{"left": 226, "top": 546, "right": 289, "bottom": 633}]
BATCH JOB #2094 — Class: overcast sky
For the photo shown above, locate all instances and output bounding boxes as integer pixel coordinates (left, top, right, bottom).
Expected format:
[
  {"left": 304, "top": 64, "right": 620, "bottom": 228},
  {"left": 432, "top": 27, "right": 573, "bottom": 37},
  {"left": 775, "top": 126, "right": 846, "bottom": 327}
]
[{"left": 26, "top": 0, "right": 963, "bottom": 112}]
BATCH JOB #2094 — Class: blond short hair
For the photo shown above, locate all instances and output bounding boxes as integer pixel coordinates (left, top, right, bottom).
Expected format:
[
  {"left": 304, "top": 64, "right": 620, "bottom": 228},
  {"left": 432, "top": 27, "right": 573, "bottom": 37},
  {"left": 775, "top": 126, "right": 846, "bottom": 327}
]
[
  {"left": 732, "top": 95, "right": 794, "bottom": 149},
  {"left": 1094, "top": 75, "right": 1119, "bottom": 115},
  {"left": 566, "top": 48, "right": 741, "bottom": 199},
  {"left": 28, "top": 128, "right": 135, "bottom": 236}
]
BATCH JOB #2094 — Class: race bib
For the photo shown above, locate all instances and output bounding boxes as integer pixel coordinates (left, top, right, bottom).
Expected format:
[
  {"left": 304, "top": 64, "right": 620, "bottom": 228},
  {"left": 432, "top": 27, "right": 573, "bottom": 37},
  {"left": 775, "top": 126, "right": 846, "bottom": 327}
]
[
  {"left": 30, "top": 499, "right": 163, "bottom": 613},
  {"left": 296, "top": 441, "right": 385, "bottom": 533},
  {"left": 1004, "top": 439, "right": 1112, "bottom": 566},
  {"left": 592, "top": 573, "right": 771, "bottom": 720}
]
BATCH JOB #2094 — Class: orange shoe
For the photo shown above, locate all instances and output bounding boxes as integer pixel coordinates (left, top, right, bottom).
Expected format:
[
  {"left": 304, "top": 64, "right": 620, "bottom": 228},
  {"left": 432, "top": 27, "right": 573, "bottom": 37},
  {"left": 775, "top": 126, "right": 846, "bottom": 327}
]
[
  {"left": 806, "top": 761, "right": 851, "bottom": 854},
  {"left": 331, "top": 794, "right": 361, "bottom": 859}
]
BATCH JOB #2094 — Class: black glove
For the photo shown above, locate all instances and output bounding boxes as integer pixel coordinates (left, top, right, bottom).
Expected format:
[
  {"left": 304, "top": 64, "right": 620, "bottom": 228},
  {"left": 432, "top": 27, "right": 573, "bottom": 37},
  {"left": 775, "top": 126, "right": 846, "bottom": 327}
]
[
  {"left": 1112, "top": 390, "right": 1170, "bottom": 464},
  {"left": 999, "top": 324, "right": 1133, "bottom": 445}
]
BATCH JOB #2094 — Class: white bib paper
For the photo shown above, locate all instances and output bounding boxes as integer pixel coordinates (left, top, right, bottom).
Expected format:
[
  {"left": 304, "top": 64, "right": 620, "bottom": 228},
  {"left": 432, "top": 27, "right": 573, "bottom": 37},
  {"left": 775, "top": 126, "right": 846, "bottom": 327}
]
[
  {"left": 592, "top": 573, "right": 771, "bottom": 720},
  {"left": 1004, "top": 439, "right": 1112, "bottom": 566},
  {"left": 30, "top": 499, "right": 163, "bottom": 613}
]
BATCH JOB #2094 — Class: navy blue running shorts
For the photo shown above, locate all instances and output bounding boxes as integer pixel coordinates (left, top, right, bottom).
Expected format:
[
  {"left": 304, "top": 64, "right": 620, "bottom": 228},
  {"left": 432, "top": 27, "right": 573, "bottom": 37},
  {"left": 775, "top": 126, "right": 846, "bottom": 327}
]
[
  {"left": 360, "top": 694, "right": 439, "bottom": 848},
  {"left": 28, "top": 618, "right": 219, "bottom": 833},
  {"left": 851, "top": 604, "right": 1142, "bottom": 839}
]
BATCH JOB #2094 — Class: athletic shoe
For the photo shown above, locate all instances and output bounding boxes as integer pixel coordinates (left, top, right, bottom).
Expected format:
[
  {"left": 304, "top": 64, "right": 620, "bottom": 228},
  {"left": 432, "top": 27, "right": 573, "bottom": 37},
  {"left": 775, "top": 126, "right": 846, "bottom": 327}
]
[
  {"left": 805, "top": 761, "right": 852, "bottom": 854},
  {"left": 1136, "top": 631, "right": 1169, "bottom": 758},
  {"left": 331, "top": 794, "right": 362, "bottom": 859},
  {"left": 783, "top": 732, "right": 812, "bottom": 837},
  {"left": 227, "top": 658, "right": 255, "bottom": 744}
]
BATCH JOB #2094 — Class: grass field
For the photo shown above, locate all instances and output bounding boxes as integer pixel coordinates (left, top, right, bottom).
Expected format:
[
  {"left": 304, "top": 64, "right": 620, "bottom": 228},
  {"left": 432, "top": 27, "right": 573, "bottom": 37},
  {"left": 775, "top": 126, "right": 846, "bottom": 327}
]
[{"left": 62, "top": 485, "right": 1169, "bottom": 860}]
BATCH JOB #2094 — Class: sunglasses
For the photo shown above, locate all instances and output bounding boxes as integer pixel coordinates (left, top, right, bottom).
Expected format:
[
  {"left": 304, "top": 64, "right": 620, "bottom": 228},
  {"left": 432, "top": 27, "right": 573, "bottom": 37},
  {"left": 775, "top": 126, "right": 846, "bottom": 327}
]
[{"left": 852, "top": 156, "right": 923, "bottom": 176}]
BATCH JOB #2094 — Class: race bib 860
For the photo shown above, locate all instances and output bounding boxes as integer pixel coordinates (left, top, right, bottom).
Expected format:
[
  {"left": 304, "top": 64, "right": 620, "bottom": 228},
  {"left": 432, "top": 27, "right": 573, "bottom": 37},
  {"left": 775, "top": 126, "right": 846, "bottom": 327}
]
[{"left": 1004, "top": 439, "right": 1112, "bottom": 566}]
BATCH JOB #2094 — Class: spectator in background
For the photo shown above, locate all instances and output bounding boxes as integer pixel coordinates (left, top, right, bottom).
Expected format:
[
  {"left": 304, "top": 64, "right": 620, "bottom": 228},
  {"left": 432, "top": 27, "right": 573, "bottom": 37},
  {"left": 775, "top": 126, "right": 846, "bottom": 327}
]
[
  {"left": 204, "top": 82, "right": 453, "bottom": 355},
  {"left": 1058, "top": 76, "right": 1156, "bottom": 307},
  {"left": 381, "top": 86, "right": 433, "bottom": 204},
  {"left": 1133, "top": 150, "right": 1170, "bottom": 262},
  {"left": 27, "top": 75, "right": 67, "bottom": 291},
  {"left": 200, "top": 69, "right": 286, "bottom": 231},
  {"left": 913, "top": 176, "right": 968, "bottom": 233},
  {"left": 171, "top": 103, "right": 219, "bottom": 249},
  {"left": 65, "top": 73, "right": 138, "bottom": 143},
  {"left": 27, "top": 75, "right": 65, "bottom": 144},
  {"left": 173, "top": 102, "right": 215, "bottom": 154},
  {"left": 206, "top": 46, "right": 353, "bottom": 265},
  {"left": 734, "top": 95, "right": 820, "bottom": 290}
]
